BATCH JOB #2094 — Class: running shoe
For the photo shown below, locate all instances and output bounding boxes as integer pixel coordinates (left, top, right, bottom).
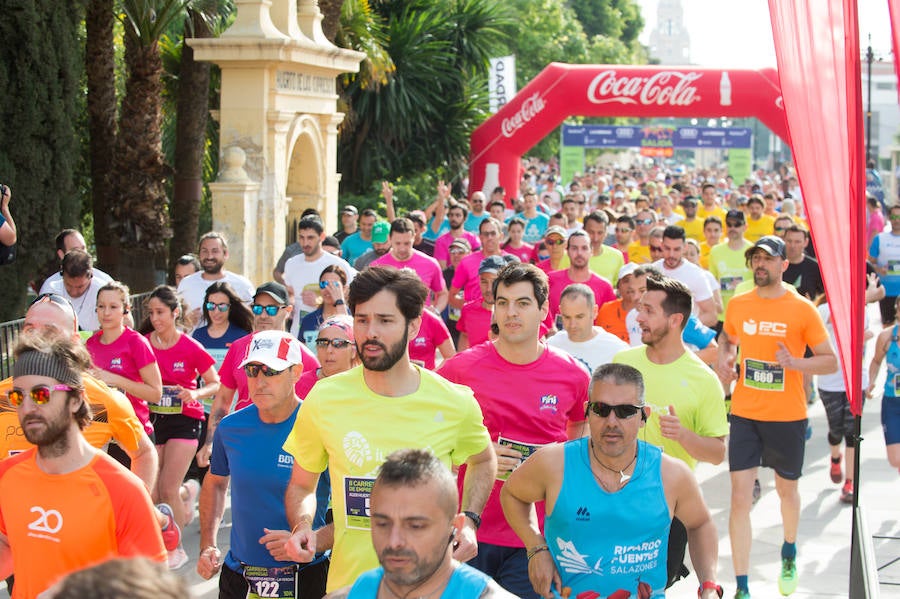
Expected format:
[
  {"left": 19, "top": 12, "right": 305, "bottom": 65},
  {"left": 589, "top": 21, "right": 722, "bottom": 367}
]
[
  {"left": 167, "top": 546, "right": 189, "bottom": 570},
  {"left": 734, "top": 589, "right": 751, "bottom": 599},
  {"left": 751, "top": 478, "right": 761, "bottom": 506},
  {"left": 157, "top": 503, "right": 181, "bottom": 552},
  {"left": 830, "top": 455, "right": 843, "bottom": 484},
  {"left": 182, "top": 479, "right": 200, "bottom": 527},
  {"left": 840, "top": 480, "right": 854, "bottom": 504},
  {"left": 778, "top": 557, "right": 798, "bottom": 596}
]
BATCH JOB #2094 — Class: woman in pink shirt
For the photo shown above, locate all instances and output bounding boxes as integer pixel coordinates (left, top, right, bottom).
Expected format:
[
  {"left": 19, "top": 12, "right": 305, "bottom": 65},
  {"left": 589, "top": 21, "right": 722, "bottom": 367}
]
[
  {"left": 86, "top": 281, "right": 162, "bottom": 438},
  {"left": 139, "top": 285, "right": 219, "bottom": 569}
]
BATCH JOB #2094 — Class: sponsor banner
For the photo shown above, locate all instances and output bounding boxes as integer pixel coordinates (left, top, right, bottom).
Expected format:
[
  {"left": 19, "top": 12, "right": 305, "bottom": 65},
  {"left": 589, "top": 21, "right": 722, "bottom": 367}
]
[
  {"left": 561, "top": 125, "right": 752, "bottom": 149},
  {"left": 489, "top": 56, "right": 517, "bottom": 113}
]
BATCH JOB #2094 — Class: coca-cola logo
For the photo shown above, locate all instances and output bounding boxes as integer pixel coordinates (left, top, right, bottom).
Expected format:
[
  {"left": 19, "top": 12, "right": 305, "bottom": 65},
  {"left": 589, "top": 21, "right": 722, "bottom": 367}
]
[
  {"left": 501, "top": 93, "right": 546, "bottom": 138},
  {"left": 587, "top": 70, "right": 702, "bottom": 106}
]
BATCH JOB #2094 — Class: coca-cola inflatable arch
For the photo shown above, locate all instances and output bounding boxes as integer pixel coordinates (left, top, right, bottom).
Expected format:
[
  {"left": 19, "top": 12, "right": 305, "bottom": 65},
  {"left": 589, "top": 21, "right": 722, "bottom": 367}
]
[{"left": 469, "top": 63, "right": 788, "bottom": 201}]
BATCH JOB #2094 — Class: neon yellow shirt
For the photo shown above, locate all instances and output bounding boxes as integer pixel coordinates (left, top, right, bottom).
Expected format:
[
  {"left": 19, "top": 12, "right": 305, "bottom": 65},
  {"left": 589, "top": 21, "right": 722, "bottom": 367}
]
[
  {"left": 708, "top": 240, "right": 753, "bottom": 321},
  {"left": 559, "top": 245, "right": 625, "bottom": 285}
]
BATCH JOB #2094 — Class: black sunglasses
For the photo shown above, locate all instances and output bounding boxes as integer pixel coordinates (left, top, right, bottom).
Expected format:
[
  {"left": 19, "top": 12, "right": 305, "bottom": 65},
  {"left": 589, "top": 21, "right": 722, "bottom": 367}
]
[
  {"left": 251, "top": 304, "right": 284, "bottom": 316},
  {"left": 588, "top": 402, "right": 643, "bottom": 419},
  {"left": 315, "top": 338, "right": 353, "bottom": 349},
  {"left": 29, "top": 293, "right": 75, "bottom": 311},
  {"left": 243, "top": 363, "right": 286, "bottom": 378}
]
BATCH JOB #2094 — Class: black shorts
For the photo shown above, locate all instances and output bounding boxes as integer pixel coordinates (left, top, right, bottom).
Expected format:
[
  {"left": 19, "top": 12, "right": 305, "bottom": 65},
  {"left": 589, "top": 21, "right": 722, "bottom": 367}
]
[
  {"left": 728, "top": 415, "right": 806, "bottom": 480},
  {"left": 218, "top": 558, "right": 329, "bottom": 599},
  {"left": 880, "top": 295, "right": 898, "bottom": 327},
  {"left": 150, "top": 413, "right": 202, "bottom": 445}
]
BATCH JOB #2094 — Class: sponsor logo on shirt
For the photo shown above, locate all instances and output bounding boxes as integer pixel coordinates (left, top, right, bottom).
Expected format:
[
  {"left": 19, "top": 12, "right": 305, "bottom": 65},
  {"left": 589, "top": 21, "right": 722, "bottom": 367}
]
[
  {"left": 28, "top": 506, "right": 63, "bottom": 542},
  {"left": 172, "top": 361, "right": 186, "bottom": 373},
  {"left": 413, "top": 337, "right": 427, "bottom": 347},
  {"left": 539, "top": 394, "right": 559, "bottom": 413},
  {"left": 742, "top": 319, "right": 787, "bottom": 337},
  {"left": 277, "top": 453, "right": 294, "bottom": 469},
  {"left": 575, "top": 506, "right": 591, "bottom": 521},
  {"left": 110, "top": 357, "right": 122, "bottom": 370}
]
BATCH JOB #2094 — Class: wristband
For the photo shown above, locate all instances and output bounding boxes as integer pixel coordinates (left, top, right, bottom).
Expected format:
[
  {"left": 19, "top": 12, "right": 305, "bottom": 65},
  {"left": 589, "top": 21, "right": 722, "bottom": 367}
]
[
  {"left": 290, "top": 515, "right": 313, "bottom": 535},
  {"left": 526, "top": 544, "right": 550, "bottom": 561},
  {"left": 462, "top": 511, "right": 481, "bottom": 530},
  {"left": 698, "top": 581, "right": 723, "bottom": 598}
]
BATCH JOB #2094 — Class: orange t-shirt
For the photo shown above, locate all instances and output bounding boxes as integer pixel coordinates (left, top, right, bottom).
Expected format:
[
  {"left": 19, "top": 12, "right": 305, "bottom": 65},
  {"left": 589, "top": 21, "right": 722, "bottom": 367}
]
[
  {"left": 0, "top": 450, "right": 166, "bottom": 598},
  {"left": 723, "top": 287, "right": 829, "bottom": 421},
  {"left": 0, "top": 375, "right": 144, "bottom": 459},
  {"left": 596, "top": 298, "right": 629, "bottom": 342}
]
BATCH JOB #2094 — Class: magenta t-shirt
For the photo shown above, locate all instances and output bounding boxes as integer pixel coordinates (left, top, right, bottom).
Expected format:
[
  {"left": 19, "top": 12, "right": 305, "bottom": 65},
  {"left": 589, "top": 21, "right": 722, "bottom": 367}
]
[
  {"left": 433, "top": 230, "right": 481, "bottom": 264},
  {"left": 457, "top": 300, "right": 492, "bottom": 348},
  {"left": 437, "top": 342, "right": 590, "bottom": 547},
  {"left": 451, "top": 250, "right": 512, "bottom": 303},
  {"left": 546, "top": 269, "right": 616, "bottom": 322},
  {"left": 86, "top": 328, "right": 157, "bottom": 434},
  {"left": 407, "top": 309, "right": 451, "bottom": 369},
  {"left": 146, "top": 333, "right": 216, "bottom": 420},
  {"left": 502, "top": 242, "right": 534, "bottom": 265},
  {"left": 218, "top": 333, "right": 320, "bottom": 411},
  {"left": 372, "top": 250, "right": 446, "bottom": 299}
]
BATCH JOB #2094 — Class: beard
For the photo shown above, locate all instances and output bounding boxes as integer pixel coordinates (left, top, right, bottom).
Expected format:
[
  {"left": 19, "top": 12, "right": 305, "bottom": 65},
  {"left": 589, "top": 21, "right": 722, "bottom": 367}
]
[
  {"left": 356, "top": 328, "right": 409, "bottom": 372},
  {"left": 22, "top": 408, "right": 72, "bottom": 458},
  {"left": 202, "top": 260, "right": 224, "bottom": 275},
  {"left": 379, "top": 544, "right": 448, "bottom": 588}
]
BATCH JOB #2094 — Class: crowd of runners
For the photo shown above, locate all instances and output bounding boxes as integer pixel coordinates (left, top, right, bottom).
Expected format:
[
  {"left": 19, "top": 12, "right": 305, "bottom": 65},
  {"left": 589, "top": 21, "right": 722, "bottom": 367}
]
[{"left": 0, "top": 160, "right": 897, "bottom": 599}]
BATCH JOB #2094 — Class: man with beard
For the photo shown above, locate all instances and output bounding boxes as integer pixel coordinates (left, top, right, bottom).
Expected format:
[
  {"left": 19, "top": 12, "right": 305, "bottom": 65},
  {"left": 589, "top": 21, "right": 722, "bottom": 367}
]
[
  {"left": 437, "top": 262, "right": 589, "bottom": 599},
  {"left": 546, "top": 230, "right": 615, "bottom": 325},
  {"left": 177, "top": 232, "right": 255, "bottom": 321},
  {"left": 653, "top": 226, "right": 717, "bottom": 327},
  {"left": 283, "top": 216, "right": 357, "bottom": 337},
  {"left": 0, "top": 333, "right": 165, "bottom": 598},
  {"left": 282, "top": 266, "right": 495, "bottom": 593},
  {"left": 718, "top": 235, "right": 836, "bottom": 598},
  {"left": 325, "top": 449, "right": 516, "bottom": 599},
  {"left": 434, "top": 204, "right": 481, "bottom": 269}
]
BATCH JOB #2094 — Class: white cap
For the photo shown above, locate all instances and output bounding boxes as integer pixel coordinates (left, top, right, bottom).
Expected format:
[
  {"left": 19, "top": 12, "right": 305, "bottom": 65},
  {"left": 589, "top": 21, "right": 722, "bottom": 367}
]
[
  {"left": 618, "top": 263, "right": 639, "bottom": 281},
  {"left": 238, "top": 330, "right": 304, "bottom": 371}
]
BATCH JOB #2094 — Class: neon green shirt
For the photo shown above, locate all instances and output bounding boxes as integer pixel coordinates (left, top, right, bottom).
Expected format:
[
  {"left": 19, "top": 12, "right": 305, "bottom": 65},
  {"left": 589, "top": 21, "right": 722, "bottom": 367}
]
[
  {"left": 708, "top": 240, "right": 753, "bottom": 321},
  {"left": 560, "top": 245, "right": 625, "bottom": 285}
]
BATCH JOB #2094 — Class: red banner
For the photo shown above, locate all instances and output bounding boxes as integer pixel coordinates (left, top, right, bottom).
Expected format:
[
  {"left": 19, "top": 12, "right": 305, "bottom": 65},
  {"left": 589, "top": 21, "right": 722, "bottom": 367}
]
[
  {"left": 769, "top": 0, "right": 865, "bottom": 415},
  {"left": 469, "top": 64, "right": 788, "bottom": 203},
  {"left": 890, "top": 0, "right": 900, "bottom": 104}
]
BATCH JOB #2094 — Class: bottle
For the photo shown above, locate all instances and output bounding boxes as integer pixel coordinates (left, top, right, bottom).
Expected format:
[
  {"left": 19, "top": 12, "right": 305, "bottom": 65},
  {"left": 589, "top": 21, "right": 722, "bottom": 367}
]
[
  {"left": 482, "top": 163, "right": 500, "bottom": 196},
  {"left": 719, "top": 72, "right": 732, "bottom": 106}
]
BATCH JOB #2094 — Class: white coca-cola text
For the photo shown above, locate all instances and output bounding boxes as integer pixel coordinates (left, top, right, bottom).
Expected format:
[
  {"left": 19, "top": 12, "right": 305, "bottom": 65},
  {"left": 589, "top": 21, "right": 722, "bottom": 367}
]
[
  {"left": 587, "top": 70, "right": 702, "bottom": 106},
  {"left": 501, "top": 93, "right": 545, "bottom": 138}
]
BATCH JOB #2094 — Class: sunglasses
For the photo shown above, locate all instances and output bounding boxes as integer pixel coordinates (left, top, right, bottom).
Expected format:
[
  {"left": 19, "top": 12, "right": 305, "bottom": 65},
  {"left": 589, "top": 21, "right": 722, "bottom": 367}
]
[
  {"left": 7, "top": 384, "right": 73, "bottom": 407},
  {"left": 243, "top": 363, "right": 286, "bottom": 378},
  {"left": 29, "top": 293, "right": 74, "bottom": 311},
  {"left": 315, "top": 338, "right": 353, "bottom": 349},
  {"left": 251, "top": 304, "right": 284, "bottom": 316},
  {"left": 650, "top": 245, "right": 663, "bottom": 253},
  {"left": 890, "top": 215, "right": 900, "bottom": 222},
  {"left": 773, "top": 226, "right": 787, "bottom": 233},
  {"left": 319, "top": 281, "right": 341, "bottom": 289},
  {"left": 588, "top": 402, "right": 644, "bottom": 419},
  {"left": 636, "top": 218, "right": 654, "bottom": 225},
  {"left": 546, "top": 238, "right": 566, "bottom": 246},
  {"left": 205, "top": 301, "right": 230, "bottom": 312}
]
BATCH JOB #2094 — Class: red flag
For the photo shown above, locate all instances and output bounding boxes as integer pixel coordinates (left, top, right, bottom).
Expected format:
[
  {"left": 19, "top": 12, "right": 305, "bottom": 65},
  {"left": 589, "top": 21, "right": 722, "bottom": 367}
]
[
  {"left": 889, "top": 0, "right": 900, "bottom": 104},
  {"left": 768, "top": 0, "right": 865, "bottom": 415}
]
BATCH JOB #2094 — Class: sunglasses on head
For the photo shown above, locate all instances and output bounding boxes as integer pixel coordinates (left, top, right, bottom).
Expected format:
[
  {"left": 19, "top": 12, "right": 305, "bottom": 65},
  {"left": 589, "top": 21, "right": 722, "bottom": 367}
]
[
  {"left": 243, "top": 363, "right": 286, "bottom": 378},
  {"left": 205, "top": 301, "right": 230, "bottom": 312},
  {"left": 29, "top": 293, "right": 75, "bottom": 311},
  {"left": 7, "top": 384, "right": 73, "bottom": 407},
  {"left": 315, "top": 338, "right": 353, "bottom": 349},
  {"left": 251, "top": 304, "right": 284, "bottom": 316},
  {"left": 588, "top": 401, "right": 643, "bottom": 419}
]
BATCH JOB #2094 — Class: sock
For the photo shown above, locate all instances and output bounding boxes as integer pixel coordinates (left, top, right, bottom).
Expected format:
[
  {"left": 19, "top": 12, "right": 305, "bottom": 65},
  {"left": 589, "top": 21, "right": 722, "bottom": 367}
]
[
  {"left": 831, "top": 456, "right": 841, "bottom": 463},
  {"left": 782, "top": 541, "right": 796, "bottom": 560},
  {"left": 736, "top": 575, "right": 749, "bottom": 591}
]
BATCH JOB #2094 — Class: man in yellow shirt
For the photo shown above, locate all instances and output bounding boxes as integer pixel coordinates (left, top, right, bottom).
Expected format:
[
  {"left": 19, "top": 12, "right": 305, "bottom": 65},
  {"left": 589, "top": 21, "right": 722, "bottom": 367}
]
[{"left": 744, "top": 195, "right": 776, "bottom": 242}]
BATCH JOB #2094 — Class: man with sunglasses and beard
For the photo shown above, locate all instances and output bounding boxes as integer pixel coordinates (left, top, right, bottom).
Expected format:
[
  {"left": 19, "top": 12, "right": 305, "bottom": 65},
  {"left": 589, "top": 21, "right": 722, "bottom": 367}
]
[
  {"left": 501, "top": 363, "right": 721, "bottom": 599},
  {"left": 0, "top": 333, "right": 165, "bottom": 599},
  {"left": 197, "top": 330, "right": 332, "bottom": 598},
  {"left": 283, "top": 266, "right": 496, "bottom": 594}
]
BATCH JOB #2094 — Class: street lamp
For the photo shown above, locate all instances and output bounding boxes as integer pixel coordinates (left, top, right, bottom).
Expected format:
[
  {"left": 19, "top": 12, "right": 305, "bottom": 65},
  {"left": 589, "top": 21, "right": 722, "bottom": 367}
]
[{"left": 866, "top": 34, "right": 873, "bottom": 165}]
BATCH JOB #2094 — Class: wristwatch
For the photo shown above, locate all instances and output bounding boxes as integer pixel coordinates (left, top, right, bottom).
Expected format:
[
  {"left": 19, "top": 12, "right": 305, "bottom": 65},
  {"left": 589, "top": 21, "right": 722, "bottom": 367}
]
[
  {"left": 698, "top": 581, "right": 723, "bottom": 598},
  {"left": 462, "top": 511, "right": 482, "bottom": 529},
  {"left": 333, "top": 299, "right": 345, "bottom": 307}
]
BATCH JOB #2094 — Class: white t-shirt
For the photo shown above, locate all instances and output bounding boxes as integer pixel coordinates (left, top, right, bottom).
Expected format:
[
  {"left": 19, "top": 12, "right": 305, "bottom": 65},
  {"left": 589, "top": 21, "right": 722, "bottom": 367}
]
[
  {"left": 176, "top": 270, "right": 256, "bottom": 314},
  {"left": 816, "top": 303, "right": 869, "bottom": 392},
  {"left": 283, "top": 252, "right": 357, "bottom": 336},
  {"left": 40, "top": 267, "right": 112, "bottom": 295},
  {"left": 43, "top": 277, "right": 105, "bottom": 332},
  {"left": 547, "top": 327, "right": 630, "bottom": 374},
  {"left": 652, "top": 259, "right": 713, "bottom": 312}
]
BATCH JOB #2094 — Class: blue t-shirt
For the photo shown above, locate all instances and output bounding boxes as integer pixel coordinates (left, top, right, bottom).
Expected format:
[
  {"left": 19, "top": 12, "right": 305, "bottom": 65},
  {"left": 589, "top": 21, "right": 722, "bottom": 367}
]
[
  {"left": 508, "top": 212, "right": 550, "bottom": 243},
  {"left": 423, "top": 216, "right": 450, "bottom": 241},
  {"left": 341, "top": 233, "right": 374, "bottom": 265},
  {"left": 869, "top": 232, "right": 900, "bottom": 296},
  {"left": 464, "top": 212, "right": 489, "bottom": 233},
  {"left": 210, "top": 403, "right": 331, "bottom": 572}
]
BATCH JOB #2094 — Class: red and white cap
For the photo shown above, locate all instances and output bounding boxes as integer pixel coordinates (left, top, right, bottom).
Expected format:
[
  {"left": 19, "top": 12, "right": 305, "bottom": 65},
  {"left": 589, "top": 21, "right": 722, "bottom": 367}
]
[{"left": 239, "top": 330, "right": 303, "bottom": 371}]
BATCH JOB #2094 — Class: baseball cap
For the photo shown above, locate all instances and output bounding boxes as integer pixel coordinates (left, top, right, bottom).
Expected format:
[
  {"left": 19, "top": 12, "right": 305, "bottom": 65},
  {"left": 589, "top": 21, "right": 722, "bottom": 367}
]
[
  {"left": 545, "top": 226, "right": 567, "bottom": 239},
  {"left": 371, "top": 221, "right": 390, "bottom": 244},
  {"left": 618, "top": 263, "right": 639, "bottom": 281},
  {"left": 449, "top": 238, "right": 472, "bottom": 252},
  {"left": 254, "top": 281, "right": 289, "bottom": 305},
  {"left": 746, "top": 235, "right": 786, "bottom": 260},
  {"left": 341, "top": 205, "right": 358, "bottom": 215},
  {"left": 479, "top": 255, "right": 507, "bottom": 275},
  {"left": 682, "top": 195, "right": 698, "bottom": 205},
  {"left": 725, "top": 209, "right": 745, "bottom": 224},
  {"left": 239, "top": 330, "right": 304, "bottom": 371}
]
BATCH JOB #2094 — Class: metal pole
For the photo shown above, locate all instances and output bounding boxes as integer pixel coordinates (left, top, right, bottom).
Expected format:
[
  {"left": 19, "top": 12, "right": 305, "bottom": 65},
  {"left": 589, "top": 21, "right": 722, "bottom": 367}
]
[{"left": 866, "top": 35, "right": 874, "bottom": 164}]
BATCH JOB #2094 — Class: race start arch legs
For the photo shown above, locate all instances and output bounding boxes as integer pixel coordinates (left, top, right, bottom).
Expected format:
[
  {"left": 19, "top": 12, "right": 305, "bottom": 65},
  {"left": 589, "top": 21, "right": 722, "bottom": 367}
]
[{"left": 469, "top": 63, "right": 790, "bottom": 200}]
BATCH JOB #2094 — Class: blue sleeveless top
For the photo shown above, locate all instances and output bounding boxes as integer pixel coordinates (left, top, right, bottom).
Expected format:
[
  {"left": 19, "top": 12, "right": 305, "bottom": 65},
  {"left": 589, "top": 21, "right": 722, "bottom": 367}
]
[
  {"left": 347, "top": 562, "right": 490, "bottom": 598},
  {"left": 544, "top": 438, "right": 669, "bottom": 598},
  {"left": 883, "top": 325, "right": 900, "bottom": 399}
]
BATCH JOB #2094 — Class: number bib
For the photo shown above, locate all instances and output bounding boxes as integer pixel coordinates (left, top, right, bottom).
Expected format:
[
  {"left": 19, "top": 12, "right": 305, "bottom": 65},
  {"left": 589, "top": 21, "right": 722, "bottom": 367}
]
[
  {"left": 496, "top": 436, "right": 545, "bottom": 481},
  {"left": 344, "top": 476, "right": 375, "bottom": 530},
  {"left": 150, "top": 386, "right": 183, "bottom": 414},
  {"left": 888, "top": 259, "right": 900, "bottom": 275},
  {"left": 893, "top": 373, "right": 900, "bottom": 396},
  {"left": 743, "top": 359, "right": 785, "bottom": 392},
  {"left": 720, "top": 276, "right": 743, "bottom": 292},
  {"left": 243, "top": 564, "right": 298, "bottom": 599}
]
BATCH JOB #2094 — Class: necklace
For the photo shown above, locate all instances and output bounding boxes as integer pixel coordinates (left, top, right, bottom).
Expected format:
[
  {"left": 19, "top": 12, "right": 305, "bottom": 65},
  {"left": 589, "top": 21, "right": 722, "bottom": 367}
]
[
  {"left": 589, "top": 440, "right": 638, "bottom": 486},
  {"left": 153, "top": 331, "right": 179, "bottom": 350}
]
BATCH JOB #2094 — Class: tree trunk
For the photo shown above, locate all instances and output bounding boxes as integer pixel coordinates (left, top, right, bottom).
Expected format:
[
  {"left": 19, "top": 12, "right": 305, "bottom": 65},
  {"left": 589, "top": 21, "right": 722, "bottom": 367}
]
[
  {"left": 112, "top": 33, "right": 171, "bottom": 292},
  {"left": 169, "top": 11, "right": 212, "bottom": 281},
  {"left": 319, "top": 0, "right": 344, "bottom": 44},
  {"left": 85, "top": 0, "right": 118, "bottom": 277}
]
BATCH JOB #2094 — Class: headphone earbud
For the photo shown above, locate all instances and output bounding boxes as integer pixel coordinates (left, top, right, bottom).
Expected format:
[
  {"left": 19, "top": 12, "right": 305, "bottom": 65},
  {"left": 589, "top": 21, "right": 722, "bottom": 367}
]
[{"left": 640, "top": 409, "right": 647, "bottom": 422}]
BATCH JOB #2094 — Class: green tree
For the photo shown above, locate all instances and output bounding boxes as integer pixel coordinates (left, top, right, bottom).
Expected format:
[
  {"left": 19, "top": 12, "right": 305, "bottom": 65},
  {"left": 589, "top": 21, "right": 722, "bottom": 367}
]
[
  {"left": 0, "top": 1, "right": 82, "bottom": 320},
  {"left": 567, "top": 0, "right": 644, "bottom": 43}
]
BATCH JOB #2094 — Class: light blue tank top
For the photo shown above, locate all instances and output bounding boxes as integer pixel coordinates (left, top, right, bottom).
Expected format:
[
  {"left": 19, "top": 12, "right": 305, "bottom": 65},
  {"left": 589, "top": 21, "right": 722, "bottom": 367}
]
[
  {"left": 347, "top": 562, "right": 490, "bottom": 598},
  {"left": 883, "top": 325, "right": 900, "bottom": 399},
  {"left": 544, "top": 438, "right": 669, "bottom": 598}
]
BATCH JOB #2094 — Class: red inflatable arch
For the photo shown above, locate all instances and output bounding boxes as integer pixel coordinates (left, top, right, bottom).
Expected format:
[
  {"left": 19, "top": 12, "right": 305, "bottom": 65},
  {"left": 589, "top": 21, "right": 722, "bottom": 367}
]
[{"left": 469, "top": 63, "right": 789, "bottom": 200}]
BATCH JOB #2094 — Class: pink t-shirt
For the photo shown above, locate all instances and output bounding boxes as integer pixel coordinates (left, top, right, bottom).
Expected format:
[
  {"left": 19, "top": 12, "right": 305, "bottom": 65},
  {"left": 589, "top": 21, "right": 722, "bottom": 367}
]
[
  {"left": 457, "top": 300, "right": 492, "bottom": 348},
  {"left": 433, "top": 230, "right": 481, "bottom": 264},
  {"left": 502, "top": 242, "right": 533, "bottom": 264},
  {"left": 437, "top": 342, "right": 589, "bottom": 547},
  {"left": 868, "top": 209, "right": 886, "bottom": 243},
  {"left": 407, "top": 309, "right": 451, "bottom": 369},
  {"left": 86, "top": 328, "right": 157, "bottom": 434},
  {"left": 218, "top": 333, "right": 320, "bottom": 411},
  {"left": 451, "top": 251, "right": 511, "bottom": 303},
  {"left": 372, "top": 250, "right": 446, "bottom": 298},
  {"left": 546, "top": 269, "right": 616, "bottom": 322},
  {"left": 295, "top": 369, "right": 320, "bottom": 400},
  {"left": 146, "top": 333, "right": 216, "bottom": 420}
]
